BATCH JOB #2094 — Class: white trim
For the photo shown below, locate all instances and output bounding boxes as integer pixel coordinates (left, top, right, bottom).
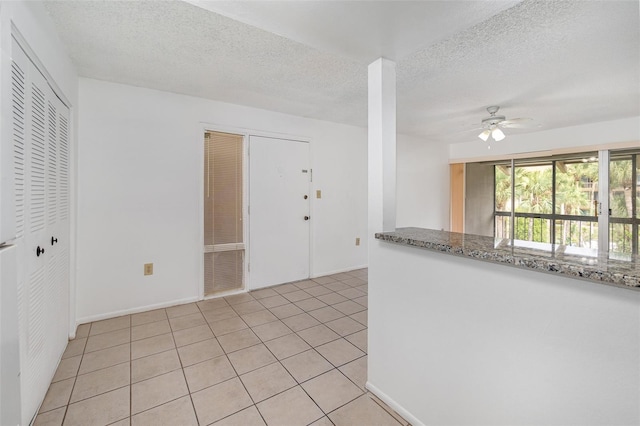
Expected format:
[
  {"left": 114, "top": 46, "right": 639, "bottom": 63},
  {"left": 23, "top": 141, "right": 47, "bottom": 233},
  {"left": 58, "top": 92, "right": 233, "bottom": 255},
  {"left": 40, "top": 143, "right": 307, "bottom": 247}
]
[
  {"left": 308, "top": 138, "right": 315, "bottom": 279},
  {"left": 76, "top": 296, "right": 200, "bottom": 325},
  {"left": 197, "top": 125, "right": 205, "bottom": 300},
  {"left": 598, "top": 149, "right": 610, "bottom": 253},
  {"left": 199, "top": 121, "right": 311, "bottom": 144},
  {"left": 450, "top": 140, "right": 640, "bottom": 164},
  {"left": 366, "top": 381, "right": 425, "bottom": 426},
  {"left": 68, "top": 85, "right": 78, "bottom": 340},
  {"left": 202, "top": 288, "right": 247, "bottom": 301},
  {"left": 310, "top": 264, "right": 368, "bottom": 278},
  {"left": 204, "top": 243, "right": 245, "bottom": 253}
]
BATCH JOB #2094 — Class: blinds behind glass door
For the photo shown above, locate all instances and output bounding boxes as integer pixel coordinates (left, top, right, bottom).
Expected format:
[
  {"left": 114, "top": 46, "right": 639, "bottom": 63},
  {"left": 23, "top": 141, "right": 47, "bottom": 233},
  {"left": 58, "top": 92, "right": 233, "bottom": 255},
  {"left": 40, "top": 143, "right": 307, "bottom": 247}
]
[{"left": 204, "top": 131, "right": 244, "bottom": 296}]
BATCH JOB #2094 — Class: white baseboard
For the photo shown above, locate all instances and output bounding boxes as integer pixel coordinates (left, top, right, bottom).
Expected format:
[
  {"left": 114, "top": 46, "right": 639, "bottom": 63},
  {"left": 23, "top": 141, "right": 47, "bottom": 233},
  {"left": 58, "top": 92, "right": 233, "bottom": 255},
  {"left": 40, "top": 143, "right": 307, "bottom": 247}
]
[
  {"left": 366, "top": 381, "right": 424, "bottom": 426},
  {"left": 311, "top": 264, "right": 368, "bottom": 278},
  {"left": 203, "top": 288, "right": 247, "bottom": 300},
  {"left": 76, "top": 296, "right": 200, "bottom": 325}
]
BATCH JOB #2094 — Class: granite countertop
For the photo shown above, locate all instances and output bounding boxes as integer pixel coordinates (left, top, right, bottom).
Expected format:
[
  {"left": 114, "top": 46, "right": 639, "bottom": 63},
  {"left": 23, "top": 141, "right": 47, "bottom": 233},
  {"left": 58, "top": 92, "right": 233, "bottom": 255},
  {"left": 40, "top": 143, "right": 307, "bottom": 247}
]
[{"left": 375, "top": 227, "right": 640, "bottom": 291}]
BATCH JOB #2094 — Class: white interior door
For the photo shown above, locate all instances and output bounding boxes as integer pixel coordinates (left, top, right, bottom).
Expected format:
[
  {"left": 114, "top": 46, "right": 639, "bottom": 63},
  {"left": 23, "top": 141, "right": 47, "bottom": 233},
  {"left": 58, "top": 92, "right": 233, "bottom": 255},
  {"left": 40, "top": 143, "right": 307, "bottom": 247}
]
[
  {"left": 249, "top": 136, "right": 310, "bottom": 289},
  {"left": 11, "top": 37, "right": 70, "bottom": 425}
]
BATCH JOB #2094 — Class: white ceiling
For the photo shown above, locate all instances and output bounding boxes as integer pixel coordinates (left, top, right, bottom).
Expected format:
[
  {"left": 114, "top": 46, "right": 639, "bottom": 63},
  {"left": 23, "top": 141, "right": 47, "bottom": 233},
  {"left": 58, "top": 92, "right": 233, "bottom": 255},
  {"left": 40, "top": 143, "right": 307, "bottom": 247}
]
[
  {"left": 44, "top": 0, "right": 639, "bottom": 145},
  {"left": 184, "top": 0, "right": 520, "bottom": 62}
]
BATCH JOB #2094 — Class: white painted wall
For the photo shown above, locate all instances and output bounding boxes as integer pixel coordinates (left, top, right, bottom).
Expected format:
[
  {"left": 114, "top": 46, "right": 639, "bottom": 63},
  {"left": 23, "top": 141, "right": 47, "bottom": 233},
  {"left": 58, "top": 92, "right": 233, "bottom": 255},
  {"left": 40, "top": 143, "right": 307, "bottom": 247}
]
[
  {"left": 397, "top": 135, "right": 449, "bottom": 230},
  {"left": 76, "top": 78, "right": 367, "bottom": 322},
  {"left": 368, "top": 241, "right": 640, "bottom": 426},
  {"left": 450, "top": 116, "right": 640, "bottom": 162}
]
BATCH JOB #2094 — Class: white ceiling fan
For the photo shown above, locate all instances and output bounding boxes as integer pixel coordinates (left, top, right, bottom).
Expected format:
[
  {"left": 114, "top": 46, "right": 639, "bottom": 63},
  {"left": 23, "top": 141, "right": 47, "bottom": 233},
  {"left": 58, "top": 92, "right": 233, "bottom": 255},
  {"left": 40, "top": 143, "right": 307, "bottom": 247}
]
[{"left": 477, "top": 106, "right": 533, "bottom": 143}]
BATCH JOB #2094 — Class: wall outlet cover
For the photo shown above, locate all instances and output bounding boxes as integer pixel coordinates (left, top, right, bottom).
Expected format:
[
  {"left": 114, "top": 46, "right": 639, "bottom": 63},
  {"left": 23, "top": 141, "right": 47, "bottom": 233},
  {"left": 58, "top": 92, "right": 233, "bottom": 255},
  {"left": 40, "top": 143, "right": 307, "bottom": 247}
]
[{"left": 144, "top": 263, "right": 153, "bottom": 275}]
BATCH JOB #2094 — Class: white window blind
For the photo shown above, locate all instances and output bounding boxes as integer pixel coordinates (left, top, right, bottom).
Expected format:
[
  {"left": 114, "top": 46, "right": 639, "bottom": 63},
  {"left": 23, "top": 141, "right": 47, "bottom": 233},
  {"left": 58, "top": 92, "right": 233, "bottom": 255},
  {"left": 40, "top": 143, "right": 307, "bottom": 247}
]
[{"left": 204, "top": 131, "right": 244, "bottom": 296}]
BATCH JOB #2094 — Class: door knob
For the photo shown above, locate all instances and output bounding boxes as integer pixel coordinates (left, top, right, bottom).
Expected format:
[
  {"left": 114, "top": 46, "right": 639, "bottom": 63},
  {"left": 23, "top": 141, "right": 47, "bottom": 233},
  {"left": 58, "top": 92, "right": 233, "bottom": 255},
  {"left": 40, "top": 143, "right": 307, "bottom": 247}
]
[
  {"left": 304, "top": 195, "right": 308, "bottom": 199},
  {"left": 304, "top": 216, "right": 310, "bottom": 221},
  {"left": 51, "top": 236, "right": 58, "bottom": 245},
  {"left": 36, "top": 246, "right": 45, "bottom": 257}
]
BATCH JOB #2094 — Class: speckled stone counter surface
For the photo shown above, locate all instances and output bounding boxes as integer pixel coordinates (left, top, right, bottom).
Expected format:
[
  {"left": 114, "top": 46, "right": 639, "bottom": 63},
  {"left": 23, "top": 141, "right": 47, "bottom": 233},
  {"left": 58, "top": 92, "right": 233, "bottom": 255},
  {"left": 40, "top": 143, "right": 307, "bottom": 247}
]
[{"left": 375, "top": 227, "right": 640, "bottom": 291}]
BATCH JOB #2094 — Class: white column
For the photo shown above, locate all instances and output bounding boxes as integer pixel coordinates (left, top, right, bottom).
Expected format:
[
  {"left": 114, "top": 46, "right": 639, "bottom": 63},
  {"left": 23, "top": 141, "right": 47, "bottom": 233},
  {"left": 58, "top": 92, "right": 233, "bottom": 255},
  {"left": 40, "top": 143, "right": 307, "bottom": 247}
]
[{"left": 368, "top": 58, "right": 396, "bottom": 235}]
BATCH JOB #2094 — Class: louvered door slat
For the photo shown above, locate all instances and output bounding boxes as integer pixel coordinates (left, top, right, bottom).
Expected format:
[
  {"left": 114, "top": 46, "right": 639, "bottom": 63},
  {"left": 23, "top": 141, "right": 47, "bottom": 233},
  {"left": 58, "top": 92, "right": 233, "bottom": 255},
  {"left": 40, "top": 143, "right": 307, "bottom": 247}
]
[
  {"left": 27, "top": 267, "right": 45, "bottom": 355},
  {"left": 12, "top": 61, "right": 26, "bottom": 239},
  {"left": 59, "top": 115, "right": 69, "bottom": 220},
  {"left": 47, "top": 101, "right": 57, "bottom": 225},
  {"left": 30, "top": 84, "right": 46, "bottom": 232}
]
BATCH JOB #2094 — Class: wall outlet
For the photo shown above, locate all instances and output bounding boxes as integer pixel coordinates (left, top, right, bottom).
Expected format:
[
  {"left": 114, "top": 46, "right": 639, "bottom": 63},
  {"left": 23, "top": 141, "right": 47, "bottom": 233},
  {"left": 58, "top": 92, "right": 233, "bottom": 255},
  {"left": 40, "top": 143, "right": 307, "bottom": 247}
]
[
  {"left": 355, "top": 237, "right": 360, "bottom": 246},
  {"left": 144, "top": 263, "right": 153, "bottom": 275},
  {"left": 316, "top": 190, "right": 322, "bottom": 199}
]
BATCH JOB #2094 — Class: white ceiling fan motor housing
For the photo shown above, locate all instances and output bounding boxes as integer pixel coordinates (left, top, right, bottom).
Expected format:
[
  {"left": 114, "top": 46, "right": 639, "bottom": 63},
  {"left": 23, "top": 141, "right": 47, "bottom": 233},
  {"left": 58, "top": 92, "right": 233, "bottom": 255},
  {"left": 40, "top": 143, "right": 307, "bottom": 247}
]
[{"left": 481, "top": 106, "right": 505, "bottom": 129}]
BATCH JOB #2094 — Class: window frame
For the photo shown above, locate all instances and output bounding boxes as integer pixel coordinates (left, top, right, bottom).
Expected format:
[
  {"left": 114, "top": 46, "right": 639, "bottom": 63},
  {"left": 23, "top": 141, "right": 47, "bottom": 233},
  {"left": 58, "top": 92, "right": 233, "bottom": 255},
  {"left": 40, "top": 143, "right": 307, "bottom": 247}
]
[{"left": 491, "top": 149, "right": 639, "bottom": 255}]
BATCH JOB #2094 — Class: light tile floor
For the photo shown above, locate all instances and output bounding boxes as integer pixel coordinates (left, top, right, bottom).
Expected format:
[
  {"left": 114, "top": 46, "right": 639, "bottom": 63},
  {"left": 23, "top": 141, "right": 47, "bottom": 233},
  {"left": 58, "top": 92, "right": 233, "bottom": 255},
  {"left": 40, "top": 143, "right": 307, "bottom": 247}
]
[{"left": 35, "top": 269, "right": 410, "bottom": 426}]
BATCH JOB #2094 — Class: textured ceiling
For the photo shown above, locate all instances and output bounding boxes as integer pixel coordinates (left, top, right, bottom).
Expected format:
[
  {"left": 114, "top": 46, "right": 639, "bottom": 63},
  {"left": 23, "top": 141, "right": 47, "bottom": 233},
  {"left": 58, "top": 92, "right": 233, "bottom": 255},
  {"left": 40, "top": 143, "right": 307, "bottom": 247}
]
[
  {"left": 44, "top": 0, "right": 639, "bottom": 144},
  {"left": 184, "top": 0, "right": 520, "bottom": 62},
  {"left": 397, "top": 0, "right": 640, "bottom": 143}
]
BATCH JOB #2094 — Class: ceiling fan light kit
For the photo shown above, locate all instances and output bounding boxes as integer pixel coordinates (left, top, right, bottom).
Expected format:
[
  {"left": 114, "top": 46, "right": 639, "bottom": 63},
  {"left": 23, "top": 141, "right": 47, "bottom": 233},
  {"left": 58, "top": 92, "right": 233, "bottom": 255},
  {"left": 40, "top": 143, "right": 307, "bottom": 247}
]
[
  {"left": 476, "top": 105, "right": 532, "bottom": 145},
  {"left": 492, "top": 128, "right": 505, "bottom": 141}
]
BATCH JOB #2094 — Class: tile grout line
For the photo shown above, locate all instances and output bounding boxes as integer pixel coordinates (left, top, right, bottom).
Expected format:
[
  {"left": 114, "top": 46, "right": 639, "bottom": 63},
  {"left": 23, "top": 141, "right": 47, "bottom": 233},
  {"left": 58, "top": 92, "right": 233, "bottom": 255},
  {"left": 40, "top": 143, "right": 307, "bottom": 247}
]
[
  {"left": 253, "top": 293, "right": 364, "bottom": 422},
  {"left": 56, "top": 321, "right": 93, "bottom": 425},
  {"left": 37, "top": 271, "right": 368, "bottom": 425},
  {"left": 368, "top": 392, "right": 409, "bottom": 426},
  {"left": 129, "top": 323, "right": 133, "bottom": 424},
  {"left": 192, "top": 300, "right": 232, "bottom": 425}
]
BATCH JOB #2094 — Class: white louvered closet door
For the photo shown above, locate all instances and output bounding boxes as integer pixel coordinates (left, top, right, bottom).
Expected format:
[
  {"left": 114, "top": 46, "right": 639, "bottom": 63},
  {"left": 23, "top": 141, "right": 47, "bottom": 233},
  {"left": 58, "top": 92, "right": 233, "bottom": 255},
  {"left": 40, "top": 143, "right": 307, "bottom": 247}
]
[{"left": 11, "top": 37, "right": 70, "bottom": 425}]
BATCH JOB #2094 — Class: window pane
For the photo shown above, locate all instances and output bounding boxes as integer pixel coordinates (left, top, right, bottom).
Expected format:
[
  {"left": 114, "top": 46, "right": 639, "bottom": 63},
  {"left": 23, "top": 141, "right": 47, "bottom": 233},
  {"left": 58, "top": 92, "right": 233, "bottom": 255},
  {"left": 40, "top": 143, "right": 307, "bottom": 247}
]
[
  {"left": 609, "top": 158, "right": 632, "bottom": 219},
  {"left": 609, "top": 222, "right": 632, "bottom": 254},
  {"left": 495, "top": 215, "right": 510, "bottom": 239},
  {"left": 514, "top": 164, "right": 552, "bottom": 214},
  {"left": 514, "top": 216, "right": 550, "bottom": 243},
  {"left": 636, "top": 154, "right": 639, "bottom": 219},
  {"left": 555, "top": 158, "right": 598, "bottom": 216},
  {"left": 495, "top": 165, "right": 511, "bottom": 212},
  {"left": 204, "top": 131, "right": 244, "bottom": 246},
  {"left": 555, "top": 219, "right": 598, "bottom": 248},
  {"left": 609, "top": 152, "right": 639, "bottom": 255}
]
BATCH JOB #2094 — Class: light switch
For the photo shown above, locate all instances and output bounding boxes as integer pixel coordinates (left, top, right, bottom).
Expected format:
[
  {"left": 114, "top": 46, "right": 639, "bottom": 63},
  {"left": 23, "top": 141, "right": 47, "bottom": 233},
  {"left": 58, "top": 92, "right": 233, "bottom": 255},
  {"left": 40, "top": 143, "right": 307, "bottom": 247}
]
[
  {"left": 316, "top": 190, "right": 322, "bottom": 199},
  {"left": 355, "top": 237, "right": 360, "bottom": 246}
]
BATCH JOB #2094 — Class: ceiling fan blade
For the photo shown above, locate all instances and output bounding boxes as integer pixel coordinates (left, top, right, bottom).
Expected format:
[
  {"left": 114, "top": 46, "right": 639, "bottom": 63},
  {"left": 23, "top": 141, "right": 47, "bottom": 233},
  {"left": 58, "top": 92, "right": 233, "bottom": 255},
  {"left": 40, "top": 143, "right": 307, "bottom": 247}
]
[
  {"left": 453, "top": 126, "right": 483, "bottom": 135},
  {"left": 501, "top": 118, "right": 535, "bottom": 128}
]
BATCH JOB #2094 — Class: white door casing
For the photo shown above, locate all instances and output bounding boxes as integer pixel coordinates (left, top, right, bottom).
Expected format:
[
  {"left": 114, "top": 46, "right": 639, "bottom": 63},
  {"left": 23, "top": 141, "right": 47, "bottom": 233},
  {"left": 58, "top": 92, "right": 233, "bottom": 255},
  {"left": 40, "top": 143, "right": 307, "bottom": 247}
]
[{"left": 249, "top": 136, "right": 310, "bottom": 289}]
